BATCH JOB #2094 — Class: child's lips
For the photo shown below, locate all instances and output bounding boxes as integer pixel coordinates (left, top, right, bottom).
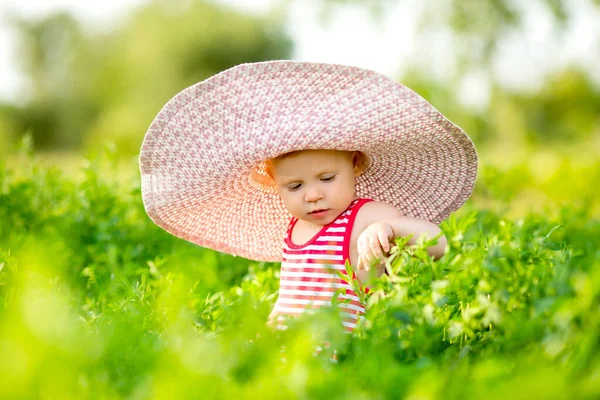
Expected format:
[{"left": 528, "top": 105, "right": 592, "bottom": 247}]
[{"left": 309, "top": 209, "right": 329, "bottom": 218}]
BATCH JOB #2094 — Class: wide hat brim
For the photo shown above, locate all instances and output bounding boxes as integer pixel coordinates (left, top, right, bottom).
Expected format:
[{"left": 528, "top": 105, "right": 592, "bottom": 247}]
[{"left": 139, "top": 60, "right": 478, "bottom": 262}]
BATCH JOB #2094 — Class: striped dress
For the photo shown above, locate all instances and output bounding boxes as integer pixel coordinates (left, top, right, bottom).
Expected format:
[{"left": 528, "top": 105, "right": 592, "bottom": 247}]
[{"left": 271, "top": 198, "right": 372, "bottom": 332}]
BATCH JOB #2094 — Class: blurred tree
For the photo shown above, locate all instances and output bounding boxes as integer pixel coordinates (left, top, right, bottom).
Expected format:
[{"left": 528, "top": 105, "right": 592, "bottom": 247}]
[
  {"left": 513, "top": 68, "right": 600, "bottom": 145},
  {"left": 317, "top": 0, "right": 600, "bottom": 71},
  {"left": 1, "top": 0, "right": 292, "bottom": 153},
  {"left": 1, "top": 12, "right": 93, "bottom": 150},
  {"left": 401, "top": 67, "right": 600, "bottom": 148},
  {"left": 313, "top": 0, "right": 600, "bottom": 147}
]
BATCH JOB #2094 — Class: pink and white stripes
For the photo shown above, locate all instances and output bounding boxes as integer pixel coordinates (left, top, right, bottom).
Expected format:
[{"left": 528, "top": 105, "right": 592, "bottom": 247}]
[{"left": 271, "top": 199, "right": 372, "bottom": 332}]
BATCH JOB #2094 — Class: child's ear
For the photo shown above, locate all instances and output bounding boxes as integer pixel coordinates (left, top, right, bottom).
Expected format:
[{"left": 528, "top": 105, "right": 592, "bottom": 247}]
[
  {"left": 250, "top": 160, "right": 277, "bottom": 188},
  {"left": 264, "top": 163, "right": 274, "bottom": 179},
  {"left": 352, "top": 151, "right": 366, "bottom": 176}
]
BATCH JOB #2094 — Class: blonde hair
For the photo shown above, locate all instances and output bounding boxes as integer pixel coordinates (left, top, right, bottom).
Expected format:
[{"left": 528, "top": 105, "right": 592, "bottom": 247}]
[{"left": 265, "top": 150, "right": 368, "bottom": 179}]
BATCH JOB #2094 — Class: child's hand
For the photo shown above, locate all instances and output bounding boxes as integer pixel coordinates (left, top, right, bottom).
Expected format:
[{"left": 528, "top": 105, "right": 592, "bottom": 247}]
[{"left": 356, "top": 221, "right": 394, "bottom": 272}]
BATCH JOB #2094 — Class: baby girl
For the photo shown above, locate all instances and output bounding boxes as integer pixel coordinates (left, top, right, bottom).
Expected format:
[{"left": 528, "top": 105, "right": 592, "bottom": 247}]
[{"left": 139, "top": 61, "right": 478, "bottom": 331}]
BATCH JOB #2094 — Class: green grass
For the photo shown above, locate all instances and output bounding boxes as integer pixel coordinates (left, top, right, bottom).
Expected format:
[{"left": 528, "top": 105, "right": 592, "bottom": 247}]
[{"left": 0, "top": 144, "right": 599, "bottom": 399}]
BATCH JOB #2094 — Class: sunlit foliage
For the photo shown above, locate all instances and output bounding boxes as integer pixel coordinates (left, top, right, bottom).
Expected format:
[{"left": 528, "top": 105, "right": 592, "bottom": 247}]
[
  {"left": 0, "top": 0, "right": 292, "bottom": 154},
  {"left": 0, "top": 140, "right": 598, "bottom": 399}
]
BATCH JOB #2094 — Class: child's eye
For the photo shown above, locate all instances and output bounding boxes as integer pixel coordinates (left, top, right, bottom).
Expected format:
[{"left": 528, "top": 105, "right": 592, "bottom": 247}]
[
  {"left": 321, "top": 175, "right": 336, "bottom": 182},
  {"left": 287, "top": 183, "right": 302, "bottom": 191}
]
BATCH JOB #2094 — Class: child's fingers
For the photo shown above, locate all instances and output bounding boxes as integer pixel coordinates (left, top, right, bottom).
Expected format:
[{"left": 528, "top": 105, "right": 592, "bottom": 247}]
[
  {"left": 368, "top": 236, "right": 384, "bottom": 261},
  {"left": 358, "top": 239, "right": 370, "bottom": 265},
  {"left": 378, "top": 231, "right": 390, "bottom": 253},
  {"left": 359, "top": 243, "right": 372, "bottom": 269},
  {"left": 357, "top": 253, "right": 367, "bottom": 271},
  {"left": 357, "top": 254, "right": 364, "bottom": 271},
  {"left": 361, "top": 236, "right": 384, "bottom": 261},
  {"left": 360, "top": 252, "right": 377, "bottom": 272}
]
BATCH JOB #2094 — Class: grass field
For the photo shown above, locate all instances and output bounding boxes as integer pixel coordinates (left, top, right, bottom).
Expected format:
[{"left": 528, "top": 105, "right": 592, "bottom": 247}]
[{"left": 0, "top": 142, "right": 599, "bottom": 399}]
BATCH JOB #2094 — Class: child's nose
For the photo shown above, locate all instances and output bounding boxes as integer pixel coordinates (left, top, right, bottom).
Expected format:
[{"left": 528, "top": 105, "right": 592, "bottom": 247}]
[{"left": 304, "top": 186, "right": 323, "bottom": 202}]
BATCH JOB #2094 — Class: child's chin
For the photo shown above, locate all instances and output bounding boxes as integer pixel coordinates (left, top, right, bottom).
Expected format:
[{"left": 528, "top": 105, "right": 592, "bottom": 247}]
[{"left": 301, "top": 215, "right": 333, "bottom": 226}]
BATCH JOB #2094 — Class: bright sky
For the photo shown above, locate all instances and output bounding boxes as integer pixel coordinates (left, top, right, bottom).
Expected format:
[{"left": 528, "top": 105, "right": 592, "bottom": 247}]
[{"left": 1, "top": 0, "right": 599, "bottom": 109}]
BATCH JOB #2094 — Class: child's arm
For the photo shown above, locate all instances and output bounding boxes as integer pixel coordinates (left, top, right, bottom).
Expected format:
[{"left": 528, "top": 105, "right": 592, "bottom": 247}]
[{"left": 353, "top": 201, "right": 447, "bottom": 276}]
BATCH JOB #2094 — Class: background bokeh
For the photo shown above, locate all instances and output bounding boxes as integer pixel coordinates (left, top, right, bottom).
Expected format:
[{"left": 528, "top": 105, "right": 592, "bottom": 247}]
[
  {"left": 0, "top": 0, "right": 599, "bottom": 398},
  {"left": 2, "top": 0, "right": 599, "bottom": 215}
]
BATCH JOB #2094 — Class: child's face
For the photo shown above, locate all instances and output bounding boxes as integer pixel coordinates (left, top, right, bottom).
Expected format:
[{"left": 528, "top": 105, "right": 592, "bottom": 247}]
[{"left": 269, "top": 150, "right": 362, "bottom": 225}]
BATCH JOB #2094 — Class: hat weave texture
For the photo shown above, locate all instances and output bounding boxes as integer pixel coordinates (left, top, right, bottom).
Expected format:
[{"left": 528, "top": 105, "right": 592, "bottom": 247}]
[{"left": 140, "top": 60, "right": 478, "bottom": 262}]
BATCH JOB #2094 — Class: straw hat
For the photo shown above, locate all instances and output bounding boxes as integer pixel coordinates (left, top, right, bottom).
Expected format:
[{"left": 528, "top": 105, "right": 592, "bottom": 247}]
[{"left": 139, "top": 60, "right": 478, "bottom": 262}]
